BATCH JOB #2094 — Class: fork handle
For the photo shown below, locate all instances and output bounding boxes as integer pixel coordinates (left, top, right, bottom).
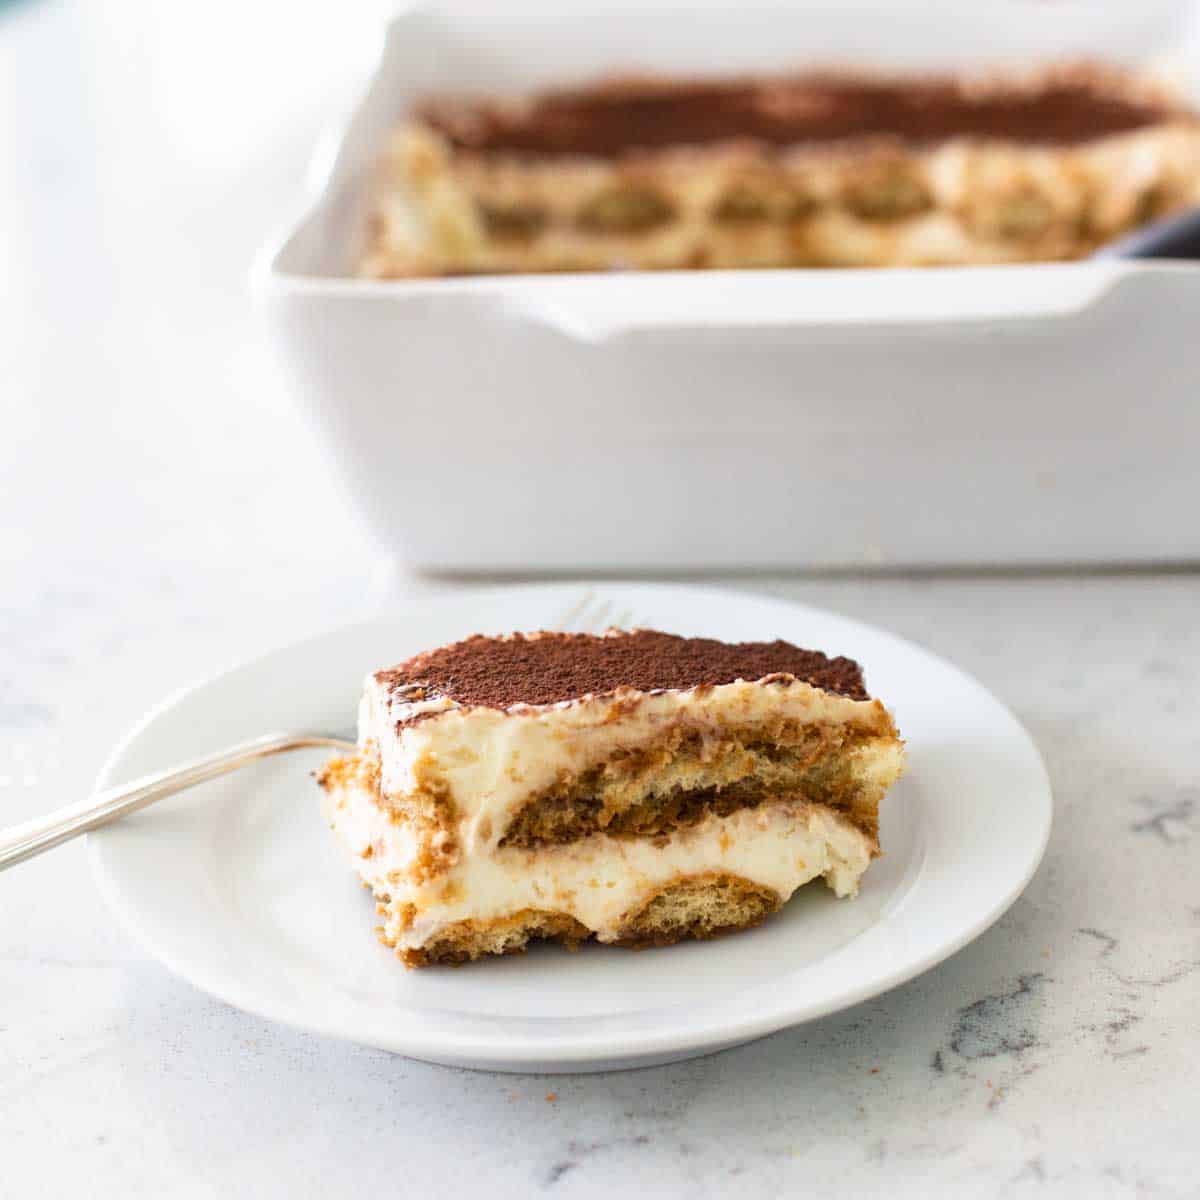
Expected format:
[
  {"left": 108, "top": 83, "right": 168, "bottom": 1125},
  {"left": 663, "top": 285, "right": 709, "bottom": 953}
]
[{"left": 0, "top": 732, "right": 353, "bottom": 871}]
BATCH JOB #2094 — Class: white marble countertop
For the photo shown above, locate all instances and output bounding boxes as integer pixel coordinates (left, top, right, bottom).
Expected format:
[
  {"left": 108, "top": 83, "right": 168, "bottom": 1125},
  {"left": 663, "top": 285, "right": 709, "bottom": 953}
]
[
  {"left": 7, "top": 569, "right": 1200, "bottom": 1199},
  {"left": 3, "top": 3, "right": 1199, "bottom": 1196}
]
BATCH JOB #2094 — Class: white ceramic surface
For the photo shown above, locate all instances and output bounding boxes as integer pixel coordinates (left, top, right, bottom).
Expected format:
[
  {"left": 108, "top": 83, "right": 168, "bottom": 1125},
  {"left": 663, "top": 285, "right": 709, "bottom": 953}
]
[
  {"left": 89, "top": 582, "right": 1051, "bottom": 1072},
  {"left": 257, "top": 0, "right": 1200, "bottom": 571}
]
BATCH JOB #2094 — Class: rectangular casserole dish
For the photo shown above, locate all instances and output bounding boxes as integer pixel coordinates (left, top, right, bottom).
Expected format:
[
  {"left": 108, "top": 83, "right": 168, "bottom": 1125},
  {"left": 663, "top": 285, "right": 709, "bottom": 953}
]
[{"left": 256, "top": 0, "right": 1200, "bottom": 570}]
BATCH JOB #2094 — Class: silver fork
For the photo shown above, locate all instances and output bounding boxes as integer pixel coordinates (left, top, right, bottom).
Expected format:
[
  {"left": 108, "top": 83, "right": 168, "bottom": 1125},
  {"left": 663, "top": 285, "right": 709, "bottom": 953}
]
[
  {"left": 0, "top": 732, "right": 354, "bottom": 871},
  {"left": 0, "top": 591, "right": 636, "bottom": 872}
]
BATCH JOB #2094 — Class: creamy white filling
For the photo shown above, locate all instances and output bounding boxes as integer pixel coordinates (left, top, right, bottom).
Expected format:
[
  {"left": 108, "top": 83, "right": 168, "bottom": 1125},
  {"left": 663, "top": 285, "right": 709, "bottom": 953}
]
[
  {"left": 359, "top": 671, "right": 892, "bottom": 850},
  {"left": 323, "top": 779, "right": 873, "bottom": 949}
]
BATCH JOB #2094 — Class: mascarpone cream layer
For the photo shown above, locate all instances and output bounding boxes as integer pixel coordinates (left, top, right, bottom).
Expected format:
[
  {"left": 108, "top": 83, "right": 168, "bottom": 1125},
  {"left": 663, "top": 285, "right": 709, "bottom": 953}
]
[
  {"left": 360, "top": 673, "right": 893, "bottom": 850},
  {"left": 322, "top": 776, "right": 874, "bottom": 950}
]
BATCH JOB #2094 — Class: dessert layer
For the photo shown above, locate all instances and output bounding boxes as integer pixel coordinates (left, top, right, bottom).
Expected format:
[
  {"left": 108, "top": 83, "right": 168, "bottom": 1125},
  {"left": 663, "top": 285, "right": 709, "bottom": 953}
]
[
  {"left": 324, "top": 631, "right": 904, "bottom": 964},
  {"left": 361, "top": 63, "right": 1200, "bottom": 276},
  {"left": 418, "top": 67, "right": 1179, "bottom": 158},
  {"left": 407, "top": 909, "right": 592, "bottom": 967},
  {"left": 499, "top": 727, "right": 898, "bottom": 845},
  {"left": 359, "top": 663, "right": 897, "bottom": 848},
  {"left": 377, "top": 629, "right": 867, "bottom": 713},
  {"left": 403, "top": 875, "right": 781, "bottom": 965},
  {"left": 617, "top": 872, "right": 782, "bottom": 949},
  {"left": 322, "top": 770, "right": 875, "bottom": 959}
]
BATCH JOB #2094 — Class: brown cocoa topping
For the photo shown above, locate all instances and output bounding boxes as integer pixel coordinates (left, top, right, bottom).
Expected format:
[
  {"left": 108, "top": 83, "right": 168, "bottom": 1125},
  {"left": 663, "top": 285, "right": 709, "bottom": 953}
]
[
  {"left": 417, "top": 68, "right": 1180, "bottom": 160},
  {"left": 376, "top": 629, "right": 868, "bottom": 714}
]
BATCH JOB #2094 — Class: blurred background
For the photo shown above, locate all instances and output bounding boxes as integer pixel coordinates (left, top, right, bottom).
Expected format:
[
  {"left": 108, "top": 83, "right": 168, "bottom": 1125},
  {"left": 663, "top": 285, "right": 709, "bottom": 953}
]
[{"left": 2, "top": 1, "right": 396, "bottom": 790}]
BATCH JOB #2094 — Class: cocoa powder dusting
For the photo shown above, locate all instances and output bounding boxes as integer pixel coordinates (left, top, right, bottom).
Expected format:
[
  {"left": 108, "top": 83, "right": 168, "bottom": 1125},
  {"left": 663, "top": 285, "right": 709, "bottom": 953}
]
[
  {"left": 376, "top": 630, "right": 868, "bottom": 714},
  {"left": 418, "top": 68, "right": 1182, "bottom": 160}
]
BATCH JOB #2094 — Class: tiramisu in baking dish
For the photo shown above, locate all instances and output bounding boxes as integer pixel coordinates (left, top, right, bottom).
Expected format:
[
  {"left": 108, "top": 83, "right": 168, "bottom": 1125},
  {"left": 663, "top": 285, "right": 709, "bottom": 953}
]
[
  {"left": 360, "top": 63, "right": 1200, "bottom": 276},
  {"left": 318, "top": 630, "right": 905, "bottom": 966}
]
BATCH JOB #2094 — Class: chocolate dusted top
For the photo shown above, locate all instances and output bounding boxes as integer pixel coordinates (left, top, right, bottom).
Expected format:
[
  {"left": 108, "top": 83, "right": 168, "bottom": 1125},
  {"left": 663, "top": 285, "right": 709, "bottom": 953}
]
[
  {"left": 418, "top": 67, "right": 1183, "bottom": 160},
  {"left": 376, "top": 630, "right": 868, "bottom": 716}
]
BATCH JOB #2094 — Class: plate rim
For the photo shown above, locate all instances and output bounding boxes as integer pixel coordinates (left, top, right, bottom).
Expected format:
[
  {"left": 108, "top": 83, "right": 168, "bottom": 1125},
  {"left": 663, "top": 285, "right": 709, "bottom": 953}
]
[{"left": 89, "top": 580, "right": 1053, "bottom": 1069}]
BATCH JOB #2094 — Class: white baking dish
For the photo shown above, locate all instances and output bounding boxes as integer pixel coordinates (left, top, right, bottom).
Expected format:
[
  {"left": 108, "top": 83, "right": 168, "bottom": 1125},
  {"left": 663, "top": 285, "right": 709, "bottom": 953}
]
[{"left": 256, "top": 0, "right": 1200, "bottom": 570}]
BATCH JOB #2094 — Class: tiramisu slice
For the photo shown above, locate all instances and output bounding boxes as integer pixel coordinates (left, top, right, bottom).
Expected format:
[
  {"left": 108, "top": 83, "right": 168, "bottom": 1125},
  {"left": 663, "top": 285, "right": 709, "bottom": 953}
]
[
  {"left": 360, "top": 63, "right": 1200, "bottom": 276},
  {"left": 318, "top": 630, "right": 905, "bottom": 966}
]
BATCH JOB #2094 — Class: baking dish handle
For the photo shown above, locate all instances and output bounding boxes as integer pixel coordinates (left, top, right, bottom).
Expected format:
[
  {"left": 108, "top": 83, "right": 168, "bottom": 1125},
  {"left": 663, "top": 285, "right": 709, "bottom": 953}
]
[{"left": 504, "top": 261, "right": 1192, "bottom": 345}]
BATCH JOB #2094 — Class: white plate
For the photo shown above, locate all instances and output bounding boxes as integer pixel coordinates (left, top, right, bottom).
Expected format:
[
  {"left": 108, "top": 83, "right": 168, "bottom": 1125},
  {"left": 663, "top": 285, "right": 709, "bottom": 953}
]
[{"left": 90, "top": 582, "right": 1051, "bottom": 1073}]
